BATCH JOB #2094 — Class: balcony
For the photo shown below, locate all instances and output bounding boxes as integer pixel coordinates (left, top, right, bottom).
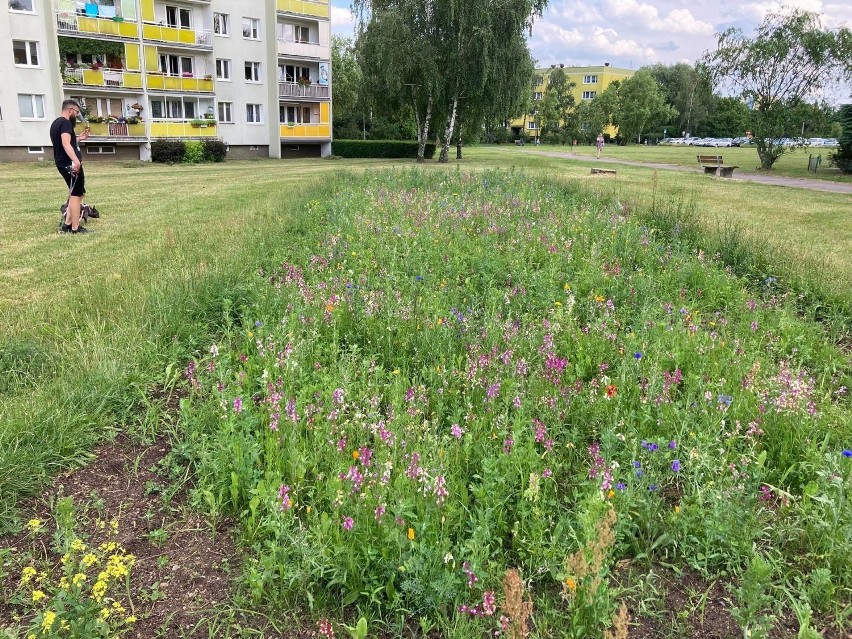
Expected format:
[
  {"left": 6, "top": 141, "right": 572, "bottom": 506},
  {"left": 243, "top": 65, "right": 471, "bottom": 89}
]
[
  {"left": 146, "top": 73, "right": 214, "bottom": 93},
  {"left": 279, "top": 82, "right": 330, "bottom": 100},
  {"left": 150, "top": 120, "right": 218, "bottom": 138},
  {"left": 62, "top": 68, "right": 144, "bottom": 91},
  {"left": 74, "top": 121, "right": 146, "bottom": 140},
  {"left": 280, "top": 123, "right": 331, "bottom": 139},
  {"left": 56, "top": 10, "right": 139, "bottom": 40},
  {"left": 142, "top": 23, "right": 213, "bottom": 49},
  {"left": 277, "top": 0, "right": 329, "bottom": 19},
  {"left": 277, "top": 37, "right": 330, "bottom": 60}
]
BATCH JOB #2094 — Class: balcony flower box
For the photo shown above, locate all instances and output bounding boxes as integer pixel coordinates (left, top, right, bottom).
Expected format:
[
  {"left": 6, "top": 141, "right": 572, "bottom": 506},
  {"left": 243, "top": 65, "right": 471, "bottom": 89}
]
[{"left": 190, "top": 119, "right": 216, "bottom": 128}]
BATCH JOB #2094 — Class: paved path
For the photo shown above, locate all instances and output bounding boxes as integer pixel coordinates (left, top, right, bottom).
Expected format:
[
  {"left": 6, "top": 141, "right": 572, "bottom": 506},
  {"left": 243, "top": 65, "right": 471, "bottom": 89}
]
[{"left": 509, "top": 148, "right": 852, "bottom": 196}]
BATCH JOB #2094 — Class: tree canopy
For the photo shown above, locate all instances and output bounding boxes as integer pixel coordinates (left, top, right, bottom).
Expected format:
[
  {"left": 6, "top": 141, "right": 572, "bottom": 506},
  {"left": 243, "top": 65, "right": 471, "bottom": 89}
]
[{"left": 703, "top": 7, "right": 852, "bottom": 168}]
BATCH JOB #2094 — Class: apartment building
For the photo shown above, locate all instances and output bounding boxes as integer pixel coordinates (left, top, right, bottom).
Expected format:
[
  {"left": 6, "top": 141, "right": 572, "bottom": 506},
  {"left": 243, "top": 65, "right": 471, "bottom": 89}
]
[
  {"left": 510, "top": 63, "right": 634, "bottom": 139},
  {"left": 0, "top": 0, "right": 332, "bottom": 162}
]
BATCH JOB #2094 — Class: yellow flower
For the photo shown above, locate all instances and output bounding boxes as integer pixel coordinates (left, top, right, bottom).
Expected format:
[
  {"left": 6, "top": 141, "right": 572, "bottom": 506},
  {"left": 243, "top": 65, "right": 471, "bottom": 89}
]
[
  {"left": 110, "top": 519, "right": 119, "bottom": 534},
  {"left": 72, "top": 573, "right": 87, "bottom": 587},
  {"left": 31, "top": 590, "right": 47, "bottom": 603},
  {"left": 392, "top": 369, "right": 400, "bottom": 375},
  {"left": 306, "top": 506, "right": 312, "bottom": 514},
  {"left": 126, "top": 616, "right": 137, "bottom": 624},
  {"left": 674, "top": 505, "right": 681, "bottom": 514},
  {"left": 407, "top": 528, "right": 415, "bottom": 541},
  {"left": 82, "top": 553, "right": 99, "bottom": 567},
  {"left": 565, "top": 577, "right": 577, "bottom": 592},
  {"left": 41, "top": 610, "right": 56, "bottom": 632},
  {"left": 59, "top": 577, "right": 70, "bottom": 589},
  {"left": 607, "top": 490, "right": 615, "bottom": 499},
  {"left": 27, "top": 634, "right": 36, "bottom": 639},
  {"left": 21, "top": 566, "right": 37, "bottom": 584},
  {"left": 92, "top": 579, "right": 108, "bottom": 602},
  {"left": 100, "top": 607, "right": 111, "bottom": 621},
  {"left": 595, "top": 295, "right": 605, "bottom": 303},
  {"left": 70, "top": 538, "right": 86, "bottom": 553},
  {"left": 352, "top": 450, "right": 360, "bottom": 460},
  {"left": 563, "top": 283, "right": 571, "bottom": 291},
  {"left": 26, "top": 518, "right": 42, "bottom": 532}
]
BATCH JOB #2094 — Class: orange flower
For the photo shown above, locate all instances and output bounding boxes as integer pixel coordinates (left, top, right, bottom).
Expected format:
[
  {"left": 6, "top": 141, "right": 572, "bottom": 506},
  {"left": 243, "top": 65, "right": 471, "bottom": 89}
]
[
  {"left": 607, "top": 489, "right": 615, "bottom": 499},
  {"left": 565, "top": 577, "right": 577, "bottom": 592},
  {"left": 407, "top": 528, "right": 415, "bottom": 541},
  {"left": 326, "top": 303, "right": 335, "bottom": 312},
  {"left": 605, "top": 384, "right": 617, "bottom": 398},
  {"left": 352, "top": 450, "right": 360, "bottom": 460}
]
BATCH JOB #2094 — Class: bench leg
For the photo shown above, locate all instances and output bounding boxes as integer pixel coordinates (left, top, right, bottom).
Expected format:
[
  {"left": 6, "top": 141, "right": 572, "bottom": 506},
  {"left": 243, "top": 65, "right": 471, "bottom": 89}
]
[
  {"left": 719, "top": 168, "right": 733, "bottom": 178},
  {"left": 703, "top": 166, "right": 718, "bottom": 176}
]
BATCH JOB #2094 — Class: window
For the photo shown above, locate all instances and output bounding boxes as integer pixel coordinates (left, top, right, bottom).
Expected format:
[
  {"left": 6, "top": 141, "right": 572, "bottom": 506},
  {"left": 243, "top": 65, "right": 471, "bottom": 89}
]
[
  {"left": 527, "top": 122, "right": 537, "bottom": 130},
  {"left": 27, "top": 146, "right": 44, "bottom": 154},
  {"left": 583, "top": 75, "right": 598, "bottom": 84},
  {"left": 279, "top": 105, "right": 312, "bottom": 124},
  {"left": 245, "top": 61, "right": 261, "bottom": 82},
  {"left": 279, "top": 64, "right": 311, "bottom": 83},
  {"left": 218, "top": 101, "right": 233, "bottom": 123},
  {"left": 532, "top": 92, "right": 542, "bottom": 101},
  {"left": 9, "top": 0, "right": 34, "bottom": 12},
  {"left": 18, "top": 94, "right": 45, "bottom": 119},
  {"left": 213, "top": 13, "right": 229, "bottom": 36},
  {"left": 13, "top": 41, "right": 39, "bottom": 66},
  {"left": 160, "top": 54, "right": 193, "bottom": 76},
  {"left": 215, "top": 58, "right": 231, "bottom": 80},
  {"left": 87, "top": 145, "right": 116, "bottom": 155},
  {"left": 246, "top": 103, "right": 262, "bottom": 124},
  {"left": 165, "top": 5, "right": 191, "bottom": 29},
  {"left": 582, "top": 91, "right": 597, "bottom": 100},
  {"left": 151, "top": 97, "right": 206, "bottom": 119},
  {"left": 242, "top": 17, "right": 260, "bottom": 39},
  {"left": 249, "top": 145, "right": 259, "bottom": 151},
  {"left": 295, "top": 25, "right": 310, "bottom": 43}
]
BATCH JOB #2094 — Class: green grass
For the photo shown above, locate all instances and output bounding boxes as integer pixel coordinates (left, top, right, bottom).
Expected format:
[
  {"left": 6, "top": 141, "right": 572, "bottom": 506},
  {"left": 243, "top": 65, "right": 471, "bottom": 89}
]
[
  {"left": 524, "top": 143, "right": 851, "bottom": 182},
  {"left": 1, "top": 154, "right": 850, "bottom": 637}
]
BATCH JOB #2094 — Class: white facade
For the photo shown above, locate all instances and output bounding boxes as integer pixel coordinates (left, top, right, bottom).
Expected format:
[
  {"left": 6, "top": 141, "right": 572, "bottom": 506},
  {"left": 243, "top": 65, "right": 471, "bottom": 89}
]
[{"left": 0, "top": 0, "right": 332, "bottom": 161}]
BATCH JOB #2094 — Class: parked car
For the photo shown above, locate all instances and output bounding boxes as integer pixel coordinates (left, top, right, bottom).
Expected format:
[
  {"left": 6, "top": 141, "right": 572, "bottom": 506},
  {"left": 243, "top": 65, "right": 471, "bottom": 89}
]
[
  {"left": 731, "top": 137, "right": 752, "bottom": 147},
  {"left": 807, "top": 138, "right": 825, "bottom": 147},
  {"left": 822, "top": 138, "right": 839, "bottom": 147},
  {"left": 713, "top": 138, "right": 733, "bottom": 147}
]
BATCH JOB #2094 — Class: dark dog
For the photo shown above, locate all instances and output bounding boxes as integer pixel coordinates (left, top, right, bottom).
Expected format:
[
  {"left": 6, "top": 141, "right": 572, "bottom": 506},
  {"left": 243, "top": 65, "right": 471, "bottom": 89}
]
[{"left": 59, "top": 201, "right": 100, "bottom": 230}]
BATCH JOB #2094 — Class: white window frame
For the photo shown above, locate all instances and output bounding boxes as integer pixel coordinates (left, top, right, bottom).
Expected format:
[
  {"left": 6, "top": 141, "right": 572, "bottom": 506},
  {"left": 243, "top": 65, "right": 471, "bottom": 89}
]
[
  {"left": 532, "top": 92, "right": 542, "bottom": 101},
  {"left": 582, "top": 91, "right": 597, "bottom": 100},
  {"left": 527, "top": 121, "right": 537, "bottom": 130},
  {"left": 280, "top": 104, "right": 312, "bottom": 124},
  {"left": 583, "top": 75, "right": 598, "bottom": 84},
  {"left": 294, "top": 25, "right": 310, "bottom": 43},
  {"left": 13, "top": 40, "right": 39, "bottom": 67},
  {"left": 245, "top": 61, "right": 261, "bottom": 83},
  {"left": 215, "top": 58, "right": 231, "bottom": 81},
  {"left": 213, "top": 12, "right": 229, "bottom": 36},
  {"left": 87, "top": 145, "right": 116, "bottom": 155},
  {"left": 18, "top": 93, "right": 45, "bottom": 120},
  {"left": 217, "top": 101, "right": 233, "bottom": 123},
  {"left": 27, "top": 146, "right": 44, "bottom": 154},
  {"left": 242, "top": 17, "right": 260, "bottom": 40},
  {"left": 9, "top": 0, "right": 35, "bottom": 13},
  {"left": 246, "top": 103, "right": 262, "bottom": 124},
  {"left": 165, "top": 5, "right": 192, "bottom": 29}
]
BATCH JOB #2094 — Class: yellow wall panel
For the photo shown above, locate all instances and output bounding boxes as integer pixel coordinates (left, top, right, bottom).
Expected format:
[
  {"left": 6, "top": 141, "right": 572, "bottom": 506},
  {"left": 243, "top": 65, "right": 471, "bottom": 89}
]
[
  {"left": 141, "top": 0, "right": 154, "bottom": 22},
  {"left": 144, "top": 46, "right": 158, "bottom": 73},
  {"left": 124, "top": 43, "right": 140, "bottom": 71},
  {"left": 319, "top": 102, "right": 330, "bottom": 124}
]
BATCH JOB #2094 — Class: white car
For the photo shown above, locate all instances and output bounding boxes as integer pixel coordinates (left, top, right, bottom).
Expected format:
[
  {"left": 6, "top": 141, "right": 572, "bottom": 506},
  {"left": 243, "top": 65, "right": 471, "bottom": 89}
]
[
  {"left": 807, "top": 138, "right": 824, "bottom": 147},
  {"left": 822, "top": 138, "right": 839, "bottom": 147}
]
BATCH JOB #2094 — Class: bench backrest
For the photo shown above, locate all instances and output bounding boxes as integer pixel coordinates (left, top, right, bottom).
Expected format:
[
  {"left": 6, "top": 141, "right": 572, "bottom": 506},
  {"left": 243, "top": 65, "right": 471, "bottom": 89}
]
[{"left": 697, "top": 155, "right": 723, "bottom": 165}]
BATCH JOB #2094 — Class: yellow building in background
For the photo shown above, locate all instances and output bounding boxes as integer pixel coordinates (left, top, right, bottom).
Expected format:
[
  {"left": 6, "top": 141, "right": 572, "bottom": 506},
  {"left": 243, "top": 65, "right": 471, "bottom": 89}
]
[{"left": 509, "top": 63, "right": 634, "bottom": 140}]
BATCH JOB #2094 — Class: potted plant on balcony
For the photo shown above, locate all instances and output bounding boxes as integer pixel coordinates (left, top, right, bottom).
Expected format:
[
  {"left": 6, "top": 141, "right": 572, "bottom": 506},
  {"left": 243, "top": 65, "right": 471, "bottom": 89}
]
[
  {"left": 126, "top": 115, "right": 140, "bottom": 125},
  {"left": 297, "top": 76, "right": 311, "bottom": 87},
  {"left": 203, "top": 74, "right": 213, "bottom": 81},
  {"left": 88, "top": 116, "right": 106, "bottom": 124}
]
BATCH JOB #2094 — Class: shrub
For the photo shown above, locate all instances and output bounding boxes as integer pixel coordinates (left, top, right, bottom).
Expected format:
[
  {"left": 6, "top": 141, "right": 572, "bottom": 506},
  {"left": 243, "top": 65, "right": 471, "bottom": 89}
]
[
  {"left": 331, "top": 140, "right": 436, "bottom": 159},
  {"left": 828, "top": 104, "right": 852, "bottom": 174},
  {"left": 202, "top": 139, "right": 228, "bottom": 163},
  {"left": 183, "top": 140, "right": 205, "bottom": 164},
  {"left": 150, "top": 140, "right": 185, "bottom": 164}
]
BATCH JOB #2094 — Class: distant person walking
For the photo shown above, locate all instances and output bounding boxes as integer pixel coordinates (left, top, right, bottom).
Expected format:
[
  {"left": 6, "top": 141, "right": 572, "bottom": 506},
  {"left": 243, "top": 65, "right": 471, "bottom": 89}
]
[
  {"left": 50, "top": 99, "right": 90, "bottom": 234},
  {"left": 595, "top": 133, "right": 604, "bottom": 159}
]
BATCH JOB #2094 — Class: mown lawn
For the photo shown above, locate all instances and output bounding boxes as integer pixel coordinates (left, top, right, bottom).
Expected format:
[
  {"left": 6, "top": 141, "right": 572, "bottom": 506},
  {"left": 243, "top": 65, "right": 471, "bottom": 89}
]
[{"left": 1, "top": 154, "right": 850, "bottom": 638}]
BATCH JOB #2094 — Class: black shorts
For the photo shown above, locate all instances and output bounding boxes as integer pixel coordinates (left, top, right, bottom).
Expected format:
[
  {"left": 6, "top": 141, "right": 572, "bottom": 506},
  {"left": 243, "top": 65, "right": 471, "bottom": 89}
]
[{"left": 57, "top": 164, "right": 86, "bottom": 197}]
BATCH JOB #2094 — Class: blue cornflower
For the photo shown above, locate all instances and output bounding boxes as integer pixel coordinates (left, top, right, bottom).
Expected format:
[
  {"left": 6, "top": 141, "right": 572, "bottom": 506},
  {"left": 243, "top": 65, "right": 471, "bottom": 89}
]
[
  {"left": 671, "top": 460, "right": 681, "bottom": 473},
  {"left": 718, "top": 394, "right": 733, "bottom": 407},
  {"left": 634, "top": 352, "right": 642, "bottom": 360},
  {"left": 415, "top": 275, "right": 424, "bottom": 281},
  {"left": 635, "top": 469, "right": 643, "bottom": 478},
  {"left": 669, "top": 440, "right": 677, "bottom": 449},
  {"left": 254, "top": 321, "right": 263, "bottom": 328},
  {"left": 648, "top": 442, "right": 659, "bottom": 452},
  {"left": 616, "top": 482, "right": 627, "bottom": 491},
  {"left": 843, "top": 449, "right": 852, "bottom": 458},
  {"left": 648, "top": 484, "right": 658, "bottom": 492},
  {"left": 633, "top": 460, "right": 642, "bottom": 468}
]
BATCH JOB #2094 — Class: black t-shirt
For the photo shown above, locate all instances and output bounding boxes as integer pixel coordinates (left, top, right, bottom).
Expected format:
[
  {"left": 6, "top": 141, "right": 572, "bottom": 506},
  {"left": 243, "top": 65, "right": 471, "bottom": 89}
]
[{"left": 50, "top": 117, "right": 81, "bottom": 166}]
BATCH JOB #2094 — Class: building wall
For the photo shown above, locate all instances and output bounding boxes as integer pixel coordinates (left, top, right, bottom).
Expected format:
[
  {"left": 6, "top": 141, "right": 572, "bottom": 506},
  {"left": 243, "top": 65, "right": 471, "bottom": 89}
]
[
  {"left": 1, "top": 0, "right": 332, "bottom": 162},
  {"left": 510, "top": 65, "right": 634, "bottom": 138},
  {"left": 280, "top": 143, "right": 321, "bottom": 159},
  {"left": 227, "top": 144, "right": 270, "bottom": 159}
]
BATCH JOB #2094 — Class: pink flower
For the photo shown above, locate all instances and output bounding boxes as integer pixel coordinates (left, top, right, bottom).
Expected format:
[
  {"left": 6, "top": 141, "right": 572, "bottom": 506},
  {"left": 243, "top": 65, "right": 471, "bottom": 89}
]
[
  {"left": 450, "top": 424, "right": 464, "bottom": 439},
  {"left": 233, "top": 396, "right": 243, "bottom": 413},
  {"left": 342, "top": 516, "right": 354, "bottom": 531}
]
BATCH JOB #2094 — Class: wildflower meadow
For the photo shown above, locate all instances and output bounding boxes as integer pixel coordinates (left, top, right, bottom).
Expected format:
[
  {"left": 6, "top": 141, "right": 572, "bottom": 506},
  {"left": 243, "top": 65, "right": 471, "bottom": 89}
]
[{"left": 173, "top": 170, "right": 849, "bottom": 637}]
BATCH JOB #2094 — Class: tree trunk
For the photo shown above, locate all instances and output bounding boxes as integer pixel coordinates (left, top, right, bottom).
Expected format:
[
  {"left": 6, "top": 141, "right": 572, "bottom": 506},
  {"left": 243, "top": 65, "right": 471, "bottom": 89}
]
[
  {"left": 456, "top": 113, "right": 462, "bottom": 160},
  {"left": 439, "top": 95, "right": 458, "bottom": 163},
  {"left": 417, "top": 93, "right": 433, "bottom": 163}
]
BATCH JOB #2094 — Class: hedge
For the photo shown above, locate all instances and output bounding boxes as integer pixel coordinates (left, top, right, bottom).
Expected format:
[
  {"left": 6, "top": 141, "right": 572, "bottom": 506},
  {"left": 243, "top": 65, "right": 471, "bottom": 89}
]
[
  {"left": 151, "top": 139, "right": 228, "bottom": 163},
  {"left": 331, "top": 140, "right": 436, "bottom": 159}
]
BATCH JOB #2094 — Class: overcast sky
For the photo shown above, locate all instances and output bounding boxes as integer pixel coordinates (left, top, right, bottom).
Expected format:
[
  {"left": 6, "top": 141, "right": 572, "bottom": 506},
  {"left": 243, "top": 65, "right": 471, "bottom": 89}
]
[{"left": 329, "top": 0, "right": 851, "bottom": 100}]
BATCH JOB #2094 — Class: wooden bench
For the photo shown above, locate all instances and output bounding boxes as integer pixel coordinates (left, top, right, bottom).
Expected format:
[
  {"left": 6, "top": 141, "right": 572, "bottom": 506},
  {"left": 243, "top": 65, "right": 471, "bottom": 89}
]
[
  {"left": 590, "top": 167, "right": 616, "bottom": 175},
  {"left": 697, "top": 155, "right": 738, "bottom": 178}
]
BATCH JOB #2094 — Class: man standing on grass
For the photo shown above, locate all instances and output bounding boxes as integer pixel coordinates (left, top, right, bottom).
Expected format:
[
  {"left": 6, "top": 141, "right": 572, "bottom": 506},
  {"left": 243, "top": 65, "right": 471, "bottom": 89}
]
[
  {"left": 596, "top": 133, "right": 604, "bottom": 160},
  {"left": 50, "top": 99, "right": 90, "bottom": 234}
]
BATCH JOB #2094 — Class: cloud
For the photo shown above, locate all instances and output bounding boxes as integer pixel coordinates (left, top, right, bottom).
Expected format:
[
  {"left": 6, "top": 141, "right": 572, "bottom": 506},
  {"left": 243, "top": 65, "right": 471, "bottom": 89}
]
[
  {"left": 330, "top": 4, "right": 356, "bottom": 34},
  {"left": 599, "top": 0, "right": 713, "bottom": 34}
]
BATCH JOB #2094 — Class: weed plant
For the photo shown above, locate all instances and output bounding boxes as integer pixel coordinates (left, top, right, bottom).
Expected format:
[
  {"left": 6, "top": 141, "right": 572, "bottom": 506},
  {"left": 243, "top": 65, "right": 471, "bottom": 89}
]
[{"left": 173, "top": 170, "right": 851, "bottom": 636}]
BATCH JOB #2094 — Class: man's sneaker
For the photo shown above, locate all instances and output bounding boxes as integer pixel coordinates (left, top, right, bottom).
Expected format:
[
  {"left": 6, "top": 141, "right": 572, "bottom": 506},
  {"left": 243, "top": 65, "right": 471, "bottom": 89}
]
[
  {"left": 70, "top": 227, "right": 91, "bottom": 234},
  {"left": 59, "top": 223, "right": 72, "bottom": 233}
]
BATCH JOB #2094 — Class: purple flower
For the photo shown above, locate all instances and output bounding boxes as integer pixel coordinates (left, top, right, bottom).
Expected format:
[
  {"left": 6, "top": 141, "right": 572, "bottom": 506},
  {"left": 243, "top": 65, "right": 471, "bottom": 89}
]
[
  {"left": 616, "top": 481, "right": 626, "bottom": 491},
  {"left": 342, "top": 516, "right": 354, "bottom": 531},
  {"left": 648, "top": 484, "right": 657, "bottom": 492},
  {"left": 450, "top": 424, "right": 464, "bottom": 439},
  {"left": 669, "top": 440, "right": 677, "bottom": 449},
  {"left": 843, "top": 450, "right": 852, "bottom": 458},
  {"left": 671, "top": 459, "right": 681, "bottom": 473},
  {"left": 233, "top": 396, "right": 243, "bottom": 413},
  {"left": 633, "top": 460, "right": 641, "bottom": 468}
]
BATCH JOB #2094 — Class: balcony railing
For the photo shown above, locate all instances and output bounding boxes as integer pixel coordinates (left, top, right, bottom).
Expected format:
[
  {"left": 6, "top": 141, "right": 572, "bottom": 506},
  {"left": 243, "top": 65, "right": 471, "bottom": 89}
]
[
  {"left": 277, "top": 0, "right": 330, "bottom": 18},
  {"left": 276, "top": 37, "right": 330, "bottom": 59},
  {"left": 74, "top": 122, "right": 146, "bottom": 139},
  {"left": 280, "top": 123, "right": 331, "bottom": 139},
  {"left": 150, "top": 120, "right": 218, "bottom": 138},
  {"left": 142, "top": 22, "right": 213, "bottom": 48},
  {"left": 56, "top": 10, "right": 139, "bottom": 39},
  {"left": 62, "top": 68, "right": 144, "bottom": 90},
  {"left": 278, "top": 82, "right": 329, "bottom": 100},
  {"left": 146, "top": 74, "right": 214, "bottom": 93}
]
